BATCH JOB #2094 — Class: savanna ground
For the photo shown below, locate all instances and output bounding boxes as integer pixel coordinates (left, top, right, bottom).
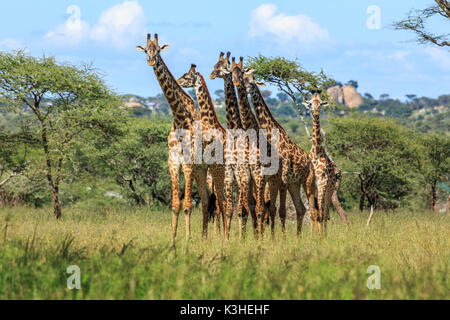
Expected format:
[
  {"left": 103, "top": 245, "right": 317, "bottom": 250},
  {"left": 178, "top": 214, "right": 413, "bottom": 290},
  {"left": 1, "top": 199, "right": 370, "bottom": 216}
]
[{"left": 0, "top": 206, "right": 448, "bottom": 300}]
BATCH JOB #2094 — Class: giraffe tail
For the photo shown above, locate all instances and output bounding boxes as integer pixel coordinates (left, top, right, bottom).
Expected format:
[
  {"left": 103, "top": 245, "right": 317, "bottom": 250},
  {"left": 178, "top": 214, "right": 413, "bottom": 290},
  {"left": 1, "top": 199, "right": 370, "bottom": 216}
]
[
  {"left": 264, "top": 200, "right": 271, "bottom": 225},
  {"left": 207, "top": 191, "right": 217, "bottom": 223},
  {"left": 314, "top": 197, "right": 323, "bottom": 223}
]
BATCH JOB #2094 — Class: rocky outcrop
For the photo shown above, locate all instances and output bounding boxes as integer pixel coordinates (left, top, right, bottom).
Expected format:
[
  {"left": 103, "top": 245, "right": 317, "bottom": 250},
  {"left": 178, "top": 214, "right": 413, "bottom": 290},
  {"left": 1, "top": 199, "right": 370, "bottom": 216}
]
[
  {"left": 327, "top": 85, "right": 344, "bottom": 105},
  {"left": 327, "top": 85, "right": 363, "bottom": 108},
  {"left": 343, "top": 85, "right": 363, "bottom": 108}
]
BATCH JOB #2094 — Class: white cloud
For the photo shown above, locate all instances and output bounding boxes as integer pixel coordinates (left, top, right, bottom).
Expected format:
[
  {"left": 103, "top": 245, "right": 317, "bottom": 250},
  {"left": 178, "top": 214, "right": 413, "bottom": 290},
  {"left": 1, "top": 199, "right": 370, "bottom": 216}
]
[
  {"left": 0, "top": 38, "right": 23, "bottom": 50},
  {"left": 90, "top": 1, "right": 146, "bottom": 47},
  {"left": 387, "top": 51, "right": 411, "bottom": 60},
  {"left": 45, "top": 5, "right": 89, "bottom": 45},
  {"left": 423, "top": 47, "right": 450, "bottom": 69},
  {"left": 248, "top": 4, "right": 329, "bottom": 45},
  {"left": 45, "top": 1, "right": 146, "bottom": 48}
]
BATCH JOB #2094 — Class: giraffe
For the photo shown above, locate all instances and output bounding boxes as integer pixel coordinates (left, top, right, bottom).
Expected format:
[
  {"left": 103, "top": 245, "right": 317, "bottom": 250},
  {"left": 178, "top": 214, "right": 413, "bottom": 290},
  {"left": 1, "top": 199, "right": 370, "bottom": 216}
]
[
  {"left": 210, "top": 52, "right": 257, "bottom": 239},
  {"left": 243, "top": 68, "right": 321, "bottom": 234},
  {"left": 136, "top": 34, "right": 211, "bottom": 240},
  {"left": 177, "top": 64, "right": 227, "bottom": 236},
  {"left": 305, "top": 90, "right": 337, "bottom": 228},
  {"left": 231, "top": 57, "right": 276, "bottom": 237}
]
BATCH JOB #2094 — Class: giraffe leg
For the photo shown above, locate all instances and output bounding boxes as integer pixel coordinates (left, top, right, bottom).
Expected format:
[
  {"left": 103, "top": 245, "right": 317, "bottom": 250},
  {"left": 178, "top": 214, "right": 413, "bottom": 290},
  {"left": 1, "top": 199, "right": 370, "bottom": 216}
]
[
  {"left": 266, "top": 179, "right": 279, "bottom": 239},
  {"left": 317, "top": 188, "right": 325, "bottom": 234},
  {"left": 304, "top": 170, "right": 321, "bottom": 235},
  {"left": 289, "top": 182, "right": 307, "bottom": 236},
  {"left": 235, "top": 167, "right": 251, "bottom": 240},
  {"left": 206, "top": 169, "right": 221, "bottom": 235},
  {"left": 194, "top": 167, "right": 210, "bottom": 240},
  {"left": 182, "top": 164, "right": 194, "bottom": 240},
  {"left": 281, "top": 159, "right": 290, "bottom": 185},
  {"left": 323, "top": 180, "right": 334, "bottom": 230},
  {"left": 279, "top": 183, "right": 288, "bottom": 234},
  {"left": 169, "top": 157, "right": 181, "bottom": 240},
  {"left": 252, "top": 167, "right": 266, "bottom": 239},
  {"left": 211, "top": 165, "right": 226, "bottom": 237},
  {"left": 248, "top": 180, "right": 257, "bottom": 235},
  {"left": 224, "top": 165, "right": 234, "bottom": 240}
]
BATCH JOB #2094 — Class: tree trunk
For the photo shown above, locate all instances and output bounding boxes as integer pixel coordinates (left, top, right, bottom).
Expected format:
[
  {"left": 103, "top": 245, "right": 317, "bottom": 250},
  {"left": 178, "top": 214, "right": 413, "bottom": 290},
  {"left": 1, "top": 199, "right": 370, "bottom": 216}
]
[
  {"left": 51, "top": 186, "right": 62, "bottom": 219},
  {"left": 366, "top": 204, "right": 374, "bottom": 227},
  {"left": 430, "top": 181, "right": 437, "bottom": 212},
  {"left": 41, "top": 124, "right": 62, "bottom": 219},
  {"left": 331, "top": 177, "right": 348, "bottom": 224},
  {"left": 359, "top": 194, "right": 365, "bottom": 211}
]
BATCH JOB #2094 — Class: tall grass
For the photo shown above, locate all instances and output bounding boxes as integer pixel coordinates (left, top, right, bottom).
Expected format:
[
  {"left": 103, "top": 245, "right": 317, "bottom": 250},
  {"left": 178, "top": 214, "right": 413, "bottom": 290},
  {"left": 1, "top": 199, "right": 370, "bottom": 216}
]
[{"left": 0, "top": 206, "right": 448, "bottom": 299}]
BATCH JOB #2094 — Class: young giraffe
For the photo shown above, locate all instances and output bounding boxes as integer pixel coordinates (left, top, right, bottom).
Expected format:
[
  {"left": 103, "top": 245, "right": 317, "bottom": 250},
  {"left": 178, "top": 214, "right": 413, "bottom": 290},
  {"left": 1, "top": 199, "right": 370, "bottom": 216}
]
[
  {"left": 230, "top": 57, "right": 269, "bottom": 237},
  {"left": 136, "top": 34, "right": 211, "bottom": 239},
  {"left": 177, "top": 64, "right": 227, "bottom": 235},
  {"left": 210, "top": 52, "right": 256, "bottom": 239},
  {"left": 305, "top": 90, "right": 337, "bottom": 228},
  {"left": 243, "top": 68, "right": 321, "bottom": 234}
]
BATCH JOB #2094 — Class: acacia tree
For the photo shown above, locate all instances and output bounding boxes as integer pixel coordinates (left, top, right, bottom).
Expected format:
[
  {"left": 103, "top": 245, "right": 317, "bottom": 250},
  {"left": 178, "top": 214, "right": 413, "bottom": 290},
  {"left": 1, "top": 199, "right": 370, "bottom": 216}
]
[
  {"left": 328, "top": 116, "right": 420, "bottom": 212},
  {"left": 0, "top": 51, "right": 125, "bottom": 218},
  {"left": 247, "top": 55, "right": 335, "bottom": 138},
  {"left": 394, "top": 0, "right": 450, "bottom": 47},
  {"left": 421, "top": 134, "right": 450, "bottom": 211}
]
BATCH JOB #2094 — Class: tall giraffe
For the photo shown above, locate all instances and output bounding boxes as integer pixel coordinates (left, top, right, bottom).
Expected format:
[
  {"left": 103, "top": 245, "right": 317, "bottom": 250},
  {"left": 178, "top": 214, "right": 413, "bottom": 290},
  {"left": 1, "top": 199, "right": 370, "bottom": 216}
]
[
  {"left": 210, "top": 52, "right": 256, "bottom": 239},
  {"left": 230, "top": 57, "right": 267, "bottom": 236},
  {"left": 231, "top": 57, "right": 274, "bottom": 237},
  {"left": 306, "top": 90, "right": 337, "bottom": 228},
  {"left": 243, "top": 68, "right": 320, "bottom": 234},
  {"left": 136, "top": 34, "right": 211, "bottom": 239},
  {"left": 177, "top": 64, "right": 227, "bottom": 235}
]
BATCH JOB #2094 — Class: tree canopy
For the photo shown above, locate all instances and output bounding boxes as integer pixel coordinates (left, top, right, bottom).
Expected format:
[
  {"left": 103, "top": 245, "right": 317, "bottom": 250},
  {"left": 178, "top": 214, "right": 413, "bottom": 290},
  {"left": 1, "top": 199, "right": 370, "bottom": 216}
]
[
  {"left": 328, "top": 116, "right": 421, "bottom": 210},
  {"left": 394, "top": 0, "right": 450, "bottom": 47},
  {"left": 0, "top": 50, "right": 126, "bottom": 218}
]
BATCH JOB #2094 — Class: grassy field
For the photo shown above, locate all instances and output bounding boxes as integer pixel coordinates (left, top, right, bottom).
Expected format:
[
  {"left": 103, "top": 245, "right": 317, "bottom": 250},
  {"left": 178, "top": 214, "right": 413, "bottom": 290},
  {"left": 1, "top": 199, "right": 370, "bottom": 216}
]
[{"left": 0, "top": 206, "right": 448, "bottom": 299}]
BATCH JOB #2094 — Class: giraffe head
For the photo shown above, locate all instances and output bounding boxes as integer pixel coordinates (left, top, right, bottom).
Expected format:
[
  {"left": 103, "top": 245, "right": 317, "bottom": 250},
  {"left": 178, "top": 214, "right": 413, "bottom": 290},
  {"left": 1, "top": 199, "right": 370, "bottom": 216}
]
[
  {"left": 210, "top": 52, "right": 231, "bottom": 79},
  {"left": 177, "top": 64, "right": 201, "bottom": 90},
  {"left": 136, "top": 33, "right": 169, "bottom": 67},
  {"left": 241, "top": 67, "right": 266, "bottom": 94},
  {"left": 231, "top": 57, "right": 245, "bottom": 87},
  {"left": 309, "top": 90, "right": 328, "bottom": 116}
]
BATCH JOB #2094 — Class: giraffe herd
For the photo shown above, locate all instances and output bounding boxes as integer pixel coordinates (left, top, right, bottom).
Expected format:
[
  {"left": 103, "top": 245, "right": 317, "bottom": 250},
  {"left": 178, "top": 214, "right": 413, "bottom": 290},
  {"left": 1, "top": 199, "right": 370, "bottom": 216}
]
[{"left": 137, "top": 33, "right": 340, "bottom": 240}]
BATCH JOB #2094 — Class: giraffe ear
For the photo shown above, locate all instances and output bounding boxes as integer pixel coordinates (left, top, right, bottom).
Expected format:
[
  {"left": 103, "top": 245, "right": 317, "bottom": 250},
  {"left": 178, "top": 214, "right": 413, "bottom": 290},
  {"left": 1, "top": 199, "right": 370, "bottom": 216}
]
[
  {"left": 255, "top": 81, "right": 265, "bottom": 87},
  {"left": 136, "top": 46, "right": 146, "bottom": 52},
  {"left": 160, "top": 45, "right": 170, "bottom": 52}
]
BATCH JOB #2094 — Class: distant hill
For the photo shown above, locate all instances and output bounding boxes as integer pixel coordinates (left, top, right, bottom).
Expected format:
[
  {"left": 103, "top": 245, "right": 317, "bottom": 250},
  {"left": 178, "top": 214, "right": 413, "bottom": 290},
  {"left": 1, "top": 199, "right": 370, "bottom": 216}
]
[{"left": 121, "top": 92, "right": 450, "bottom": 136}]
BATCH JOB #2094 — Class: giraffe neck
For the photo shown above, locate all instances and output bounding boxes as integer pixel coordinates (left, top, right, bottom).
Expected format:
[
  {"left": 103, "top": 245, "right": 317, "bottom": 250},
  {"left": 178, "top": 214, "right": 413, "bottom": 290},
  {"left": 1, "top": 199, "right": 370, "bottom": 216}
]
[
  {"left": 194, "top": 74, "right": 225, "bottom": 132},
  {"left": 236, "top": 84, "right": 259, "bottom": 131},
  {"left": 250, "top": 85, "right": 286, "bottom": 135},
  {"left": 311, "top": 110, "right": 322, "bottom": 156},
  {"left": 153, "top": 58, "right": 194, "bottom": 128},
  {"left": 223, "top": 73, "right": 243, "bottom": 130}
]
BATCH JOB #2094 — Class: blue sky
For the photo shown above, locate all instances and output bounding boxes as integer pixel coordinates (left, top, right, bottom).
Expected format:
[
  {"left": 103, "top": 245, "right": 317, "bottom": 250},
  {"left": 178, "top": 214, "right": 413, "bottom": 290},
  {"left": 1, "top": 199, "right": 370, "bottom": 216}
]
[{"left": 0, "top": 0, "right": 449, "bottom": 100}]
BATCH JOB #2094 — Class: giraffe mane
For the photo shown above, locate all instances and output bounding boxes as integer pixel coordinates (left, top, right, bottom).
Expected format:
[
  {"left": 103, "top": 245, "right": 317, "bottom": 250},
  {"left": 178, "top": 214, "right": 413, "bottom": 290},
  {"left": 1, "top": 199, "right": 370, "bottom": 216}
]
[
  {"left": 254, "top": 86, "right": 287, "bottom": 134},
  {"left": 159, "top": 58, "right": 196, "bottom": 116},
  {"left": 197, "top": 73, "right": 223, "bottom": 129}
]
